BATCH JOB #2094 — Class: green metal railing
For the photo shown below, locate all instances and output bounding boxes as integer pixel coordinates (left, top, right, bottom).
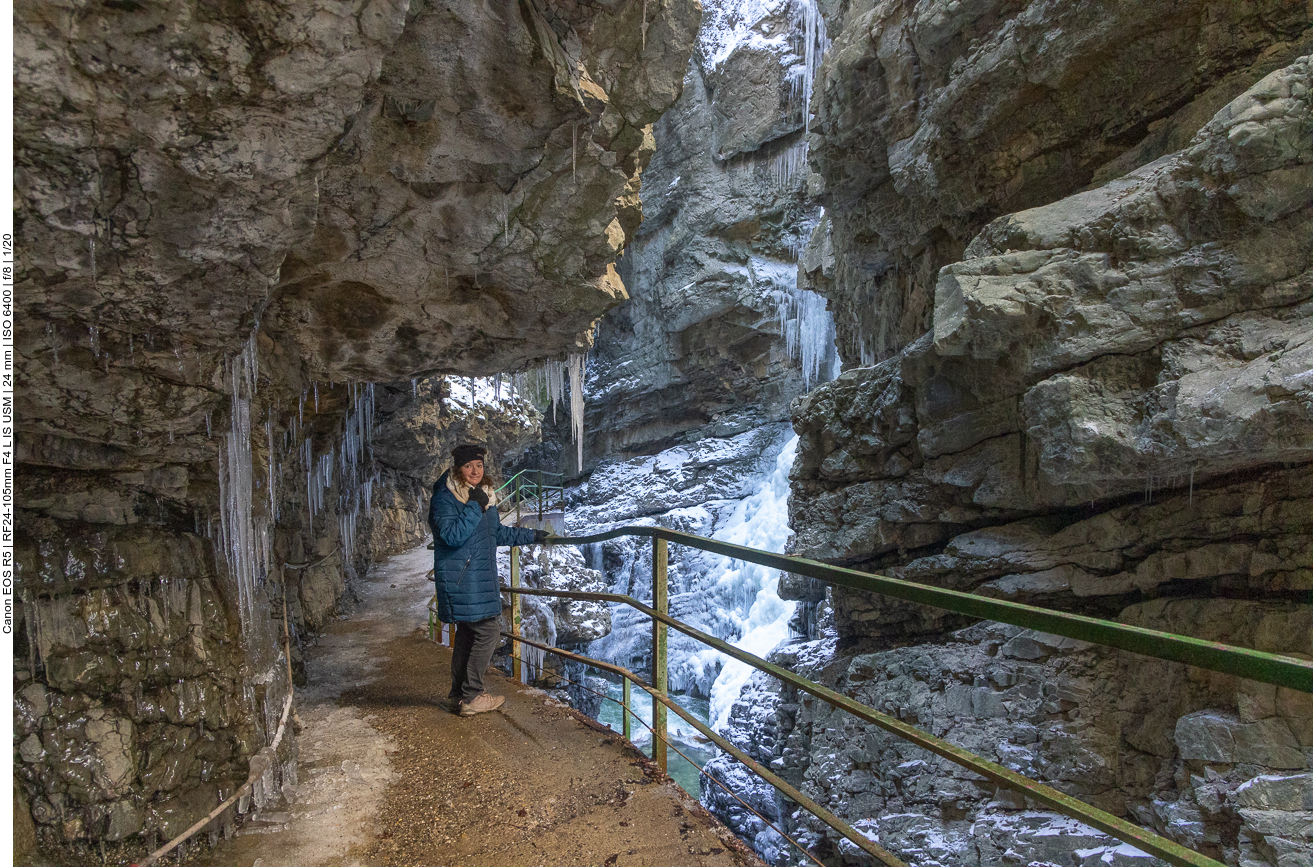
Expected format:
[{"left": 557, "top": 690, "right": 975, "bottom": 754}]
[
  {"left": 464, "top": 525, "right": 1313, "bottom": 867},
  {"left": 494, "top": 468, "right": 566, "bottom": 521}
]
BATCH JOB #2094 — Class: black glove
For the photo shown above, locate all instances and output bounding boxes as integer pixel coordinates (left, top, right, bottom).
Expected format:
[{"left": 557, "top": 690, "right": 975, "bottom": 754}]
[
  {"left": 533, "top": 529, "right": 554, "bottom": 543},
  {"left": 469, "top": 486, "right": 490, "bottom": 510}
]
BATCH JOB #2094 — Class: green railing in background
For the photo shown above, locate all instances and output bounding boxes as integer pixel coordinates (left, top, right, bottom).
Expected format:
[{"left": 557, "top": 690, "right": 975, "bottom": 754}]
[
  {"left": 494, "top": 468, "right": 566, "bottom": 520},
  {"left": 470, "top": 525, "right": 1313, "bottom": 867}
]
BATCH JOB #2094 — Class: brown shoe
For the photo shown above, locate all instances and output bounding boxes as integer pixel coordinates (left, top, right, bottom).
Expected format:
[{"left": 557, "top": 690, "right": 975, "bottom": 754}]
[{"left": 458, "top": 693, "right": 505, "bottom": 716}]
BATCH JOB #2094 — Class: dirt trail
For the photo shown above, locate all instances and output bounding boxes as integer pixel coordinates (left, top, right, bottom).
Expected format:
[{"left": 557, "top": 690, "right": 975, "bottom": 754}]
[{"left": 197, "top": 545, "right": 764, "bottom": 867}]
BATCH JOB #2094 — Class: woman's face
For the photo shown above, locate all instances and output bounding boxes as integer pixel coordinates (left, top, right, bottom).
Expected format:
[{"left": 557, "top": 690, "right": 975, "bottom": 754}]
[{"left": 458, "top": 460, "right": 484, "bottom": 487}]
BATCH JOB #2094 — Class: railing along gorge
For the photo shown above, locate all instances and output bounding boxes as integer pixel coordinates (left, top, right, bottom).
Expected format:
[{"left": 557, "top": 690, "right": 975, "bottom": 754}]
[{"left": 456, "top": 526, "right": 1313, "bottom": 867}]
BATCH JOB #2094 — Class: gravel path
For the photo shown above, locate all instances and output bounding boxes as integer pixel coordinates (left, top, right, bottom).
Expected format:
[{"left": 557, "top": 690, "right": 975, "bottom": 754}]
[{"left": 193, "top": 544, "right": 765, "bottom": 867}]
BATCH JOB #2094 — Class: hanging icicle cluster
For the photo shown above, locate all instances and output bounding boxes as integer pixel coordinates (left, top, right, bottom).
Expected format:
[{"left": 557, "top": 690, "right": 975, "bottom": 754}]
[
  {"left": 568, "top": 353, "right": 585, "bottom": 472},
  {"left": 514, "top": 355, "right": 587, "bottom": 472},
  {"left": 218, "top": 332, "right": 271, "bottom": 637},
  {"left": 728, "top": 1, "right": 830, "bottom": 190},
  {"left": 336, "top": 382, "right": 378, "bottom": 570},
  {"left": 793, "top": 0, "right": 827, "bottom": 136},
  {"left": 778, "top": 285, "right": 841, "bottom": 389}
]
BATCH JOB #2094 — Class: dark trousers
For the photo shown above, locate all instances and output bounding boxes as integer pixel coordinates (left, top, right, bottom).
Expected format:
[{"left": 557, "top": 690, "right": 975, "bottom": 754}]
[{"left": 449, "top": 616, "right": 502, "bottom": 703}]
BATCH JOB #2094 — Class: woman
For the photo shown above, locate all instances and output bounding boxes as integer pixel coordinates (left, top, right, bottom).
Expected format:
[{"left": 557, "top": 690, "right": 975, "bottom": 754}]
[{"left": 430, "top": 443, "right": 549, "bottom": 716}]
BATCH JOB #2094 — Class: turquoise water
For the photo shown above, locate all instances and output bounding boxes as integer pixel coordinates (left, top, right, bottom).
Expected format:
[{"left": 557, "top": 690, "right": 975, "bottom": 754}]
[{"left": 590, "top": 678, "right": 717, "bottom": 797}]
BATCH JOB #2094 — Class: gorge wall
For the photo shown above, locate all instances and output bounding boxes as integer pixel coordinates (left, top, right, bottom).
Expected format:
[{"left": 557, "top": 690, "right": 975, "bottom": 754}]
[
  {"left": 13, "top": 0, "right": 699, "bottom": 856},
  {"left": 580, "top": 0, "right": 837, "bottom": 471},
  {"left": 705, "top": 2, "right": 1312, "bottom": 867}
]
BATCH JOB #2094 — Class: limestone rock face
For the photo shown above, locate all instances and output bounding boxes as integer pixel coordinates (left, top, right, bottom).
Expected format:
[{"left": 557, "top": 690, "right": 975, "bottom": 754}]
[
  {"left": 13, "top": 0, "right": 697, "bottom": 850},
  {"left": 582, "top": 0, "right": 833, "bottom": 468},
  {"left": 756, "top": 22, "right": 1313, "bottom": 867},
  {"left": 789, "top": 60, "right": 1313, "bottom": 635},
  {"left": 710, "top": 602, "right": 1313, "bottom": 867},
  {"left": 803, "top": 0, "right": 1312, "bottom": 364},
  {"left": 269, "top": 0, "right": 703, "bottom": 381},
  {"left": 16, "top": 0, "right": 698, "bottom": 470}
]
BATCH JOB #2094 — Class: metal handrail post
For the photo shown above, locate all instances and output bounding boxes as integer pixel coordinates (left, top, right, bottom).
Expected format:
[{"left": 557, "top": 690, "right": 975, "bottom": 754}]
[
  {"left": 538, "top": 468, "right": 543, "bottom": 521},
  {"left": 622, "top": 676, "right": 632, "bottom": 742},
  {"left": 652, "top": 537, "right": 668, "bottom": 772},
  {"left": 511, "top": 546, "right": 522, "bottom": 683}
]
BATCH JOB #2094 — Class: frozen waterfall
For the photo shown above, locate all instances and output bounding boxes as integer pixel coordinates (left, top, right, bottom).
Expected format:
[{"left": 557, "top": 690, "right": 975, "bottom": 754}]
[
  {"left": 705, "top": 435, "right": 798, "bottom": 730},
  {"left": 577, "top": 428, "right": 800, "bottom": 736}
]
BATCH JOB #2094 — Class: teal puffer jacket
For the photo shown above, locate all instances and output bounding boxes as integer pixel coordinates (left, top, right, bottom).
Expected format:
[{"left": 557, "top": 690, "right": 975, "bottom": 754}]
[{"left": 429, "top": 471, "right": 537, "bottom": 623}]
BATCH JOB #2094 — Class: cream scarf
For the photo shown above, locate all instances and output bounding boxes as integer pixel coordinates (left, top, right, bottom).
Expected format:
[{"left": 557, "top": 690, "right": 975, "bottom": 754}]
[{"left": 447, "top": 472, "right": 496, "bottom": 507}]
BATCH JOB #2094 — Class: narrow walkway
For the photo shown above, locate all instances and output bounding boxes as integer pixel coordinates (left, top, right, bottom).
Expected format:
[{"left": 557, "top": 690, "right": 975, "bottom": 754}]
[{"left": 199, "top": 545, "right": 763, "bottom": 867}]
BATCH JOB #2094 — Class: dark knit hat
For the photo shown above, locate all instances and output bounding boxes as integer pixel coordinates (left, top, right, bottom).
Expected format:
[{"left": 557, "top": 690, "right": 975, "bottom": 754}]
[{"left": 451, "top": 443, "right": 487, "bottom": 468}]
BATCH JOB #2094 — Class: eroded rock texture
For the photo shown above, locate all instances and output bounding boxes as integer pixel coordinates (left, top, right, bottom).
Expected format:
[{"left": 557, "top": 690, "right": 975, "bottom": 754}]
[
  {"left": 582, "top": 0, "right": 834, "bottom": 468},
  {"left": 14, "top": 0, "right": 697, "bottom": 852},
  {"left": 710, "top": 608, "right": 1313, "bottom": 867},
  {"left": 715, "top": 6, "right": 1313, "bottom": 867},
  {"left": 791, "top": 58, "right": 1313, "bottom": 638},
  {"left": 803, "top": 0, "right": 1312, "bottom": 365}
]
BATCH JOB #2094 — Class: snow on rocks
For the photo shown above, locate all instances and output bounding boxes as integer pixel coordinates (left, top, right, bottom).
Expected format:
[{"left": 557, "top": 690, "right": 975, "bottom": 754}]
[{"left": 569, "top": 422, "right": 792, "bottom": 526}]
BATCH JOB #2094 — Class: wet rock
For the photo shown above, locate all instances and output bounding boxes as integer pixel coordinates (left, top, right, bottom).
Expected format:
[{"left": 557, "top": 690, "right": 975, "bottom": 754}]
[
  {"left": 1234, "top": 774, "right": 1313, "bottom": 812},
  {"left": 19, "top": 734, "right": 45, "bottom": 764}
]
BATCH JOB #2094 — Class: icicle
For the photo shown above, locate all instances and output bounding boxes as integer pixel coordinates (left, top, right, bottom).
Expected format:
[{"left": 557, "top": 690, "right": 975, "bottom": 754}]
[
  {"left": 568, "top": 352, "right": 585, "bottom": 472},
  {"left": 641, "top": 0, "right": 648, "bottom": 51},
  {"left": 266, "top": 417, "right": 276, "bottom": 517},
  {"left": 572, "top": 123, "right": 577, "bottom": 182},
  {"left": 411, "top": 378, "right": 418, "bottom": 398},
  {"left": 217, "top": 332, "right": 268, "bottom": 637},
  {"left": 313, "top": 381, "right": 319, "bottom": 414},
  {"left": 777, "top": 281, "right": 840, "bottom": 389},
  {"left": 89, "top": 320, "right": 100, "bottom": 359},
  {"left": 543, "top": 359, "right": 565, "bottom": 425},
  {"left": 795, "top": 0, "right": 828, "bottom": 136}
]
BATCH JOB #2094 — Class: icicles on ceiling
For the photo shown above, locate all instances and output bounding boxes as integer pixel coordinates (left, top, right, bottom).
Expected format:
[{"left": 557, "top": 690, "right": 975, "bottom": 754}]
[
  {"left": 336, "top": 382, "right": 377, "bottom": 571},
  {"left": 513, "top": 352, "right": 589, "bottom": 473},
  {"left": 568, "top": 353, "right": 586, "bottom": 473}
]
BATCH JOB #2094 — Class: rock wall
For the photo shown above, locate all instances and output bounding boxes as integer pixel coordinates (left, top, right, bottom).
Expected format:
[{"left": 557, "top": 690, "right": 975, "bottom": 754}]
[
  {"left": 802, "top": 0, "right": 1312, "bottom": 366},
  {"left": 14, "top": 0, "right": 698, "bottom": 854},
  {"left": 716, "top": 2, "right": 1313, "bottom": 865},
  {"left": 581, "top": 0, "right": 837, "bottom": 470}
]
